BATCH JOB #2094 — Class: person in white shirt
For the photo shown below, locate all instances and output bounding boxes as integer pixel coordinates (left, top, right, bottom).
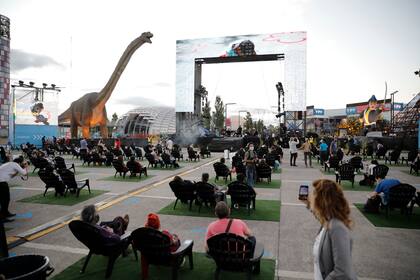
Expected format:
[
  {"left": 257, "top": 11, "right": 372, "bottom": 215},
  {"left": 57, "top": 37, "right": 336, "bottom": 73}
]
[
  {"left": 166, "top": 139, "right": 173, "bottom": 151},
  {"left": 289, "top": 137, "right": 299, "bottom": 167},
  {"left": 0, "top": 156, "right": 28, "bottom": 222}
]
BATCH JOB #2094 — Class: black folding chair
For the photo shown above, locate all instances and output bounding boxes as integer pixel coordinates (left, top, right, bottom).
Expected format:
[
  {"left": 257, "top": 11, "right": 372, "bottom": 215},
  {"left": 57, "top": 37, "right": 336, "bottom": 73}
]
[
  {"left": 131, "top": 227, "right": 194, "bottom": 280},
  {"left": 207, "top": 233, "right": 264, "bottom": 280}
]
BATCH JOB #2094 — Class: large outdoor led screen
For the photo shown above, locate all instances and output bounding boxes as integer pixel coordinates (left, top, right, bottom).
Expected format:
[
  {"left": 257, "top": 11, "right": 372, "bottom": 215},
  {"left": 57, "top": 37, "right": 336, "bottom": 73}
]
[
  {"left": 176, "top": 31, "right": 307, "bottom": 112},
  {"left": 14, "top": 89, "right": 59, "bottom": 126}
]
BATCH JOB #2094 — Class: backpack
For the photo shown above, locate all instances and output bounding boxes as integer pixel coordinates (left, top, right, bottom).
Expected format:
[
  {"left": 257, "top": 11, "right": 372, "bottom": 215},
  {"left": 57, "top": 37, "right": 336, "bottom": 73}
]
[{"left": 363, "top": 196, "right": 381, "bottom": 213}]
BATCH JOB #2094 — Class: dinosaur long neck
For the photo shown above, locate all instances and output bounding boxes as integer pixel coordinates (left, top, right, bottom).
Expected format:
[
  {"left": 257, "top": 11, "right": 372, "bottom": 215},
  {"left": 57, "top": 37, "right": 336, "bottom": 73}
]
[{"left": 96, "top": 37, "right": 148, "bottom": 109}]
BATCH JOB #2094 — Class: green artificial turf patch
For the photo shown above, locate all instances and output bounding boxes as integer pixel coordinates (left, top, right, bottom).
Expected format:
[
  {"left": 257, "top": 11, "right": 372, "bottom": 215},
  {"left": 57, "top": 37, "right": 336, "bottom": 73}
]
[
  {"left": 18, "top": 189, "right": 107, "bottom": 206},
  {"left": 52, "top": 252, "right": 275, "bottom": 280},
  {"left": 354, "top": 204, "right": 420, "bottom": 229},
  {"left": 212, "top": 178, "right": 281, "bottom": 189},
  {"left": 99, "top": 175, "right": 155, "bottom": 182},
  {"left": 159, "top": 199, "right": 280, "bottom": 222},
  {"left": 339, "top": 181, "right": 374, "bottom": 191}
]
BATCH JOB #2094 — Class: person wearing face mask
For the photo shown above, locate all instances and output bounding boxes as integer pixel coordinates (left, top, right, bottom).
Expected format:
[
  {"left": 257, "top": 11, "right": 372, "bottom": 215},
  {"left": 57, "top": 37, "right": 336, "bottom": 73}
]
[{"left": 244, "top": 143, "right": 257, "bottom": 187}]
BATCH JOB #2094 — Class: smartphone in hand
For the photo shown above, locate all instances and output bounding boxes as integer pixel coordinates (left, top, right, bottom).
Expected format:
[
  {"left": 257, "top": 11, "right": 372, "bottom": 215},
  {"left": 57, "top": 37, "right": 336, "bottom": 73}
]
[{"left": 298, "top": 185, "right": 309, "bottom": 200}]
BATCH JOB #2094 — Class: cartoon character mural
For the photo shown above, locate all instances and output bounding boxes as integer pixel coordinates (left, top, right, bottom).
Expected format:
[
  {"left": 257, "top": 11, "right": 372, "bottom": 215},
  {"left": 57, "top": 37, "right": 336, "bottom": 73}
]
[
  {"left": 30, "top": 102, "right": 50, "bottom": 125},
  {"left": 359, "top": 95, "right": 383, "bottom": 126}
]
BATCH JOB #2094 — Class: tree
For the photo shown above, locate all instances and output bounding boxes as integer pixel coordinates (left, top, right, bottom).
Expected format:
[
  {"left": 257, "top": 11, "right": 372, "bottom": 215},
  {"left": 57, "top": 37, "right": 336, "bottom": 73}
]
[
  {"left": 111, "top": 113, "right": 118, "bottom": 122},
  {"left": 244, "top": 112, "right": 253, "bottom": 131},
  {"left": 256, "top": 119, "right": 264, "bottom": 134},
  {"left": 201, "top": 100, "right": 211, "bottom": 129},
  {"left": 212, "top": 96, "right": 224, "bottom": 130}
]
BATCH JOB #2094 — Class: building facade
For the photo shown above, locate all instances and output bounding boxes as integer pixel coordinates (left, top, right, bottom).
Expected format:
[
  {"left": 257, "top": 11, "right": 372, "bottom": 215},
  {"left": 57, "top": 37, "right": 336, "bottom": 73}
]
[
  {"left": 0, "top": 14, "right": 10, "bottom": 143},
  {"left": 114, "top": 106, "right": 176, "bottom": 137}
]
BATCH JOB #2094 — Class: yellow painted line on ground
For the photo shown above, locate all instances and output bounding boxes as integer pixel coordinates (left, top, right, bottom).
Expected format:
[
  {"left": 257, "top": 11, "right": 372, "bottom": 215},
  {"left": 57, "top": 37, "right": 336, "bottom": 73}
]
[
  {"left": 7, "top": 236, "right": 20, "bottom": 244},
  {"left": 16, "top": 158, "right": 219, "bottom": 244}
]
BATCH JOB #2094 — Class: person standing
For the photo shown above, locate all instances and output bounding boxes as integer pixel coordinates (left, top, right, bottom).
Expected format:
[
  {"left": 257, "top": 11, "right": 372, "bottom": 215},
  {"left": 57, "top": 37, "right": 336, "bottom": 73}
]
[
  {"left": 244, "top": 143, "right": 257, "bottom": 187},
  {"left": 329, "top": 137, "right": 338, "bottom": 156},
  {"left": 289, "top": 137, "right": 299, "bottom": 167},
  {"left": 300, "top": 138, "right": 312, "bottom": 168},
  {"left": 319, "top": 140, "right": 329, "bottom": 165},
  {"left": 308, "top": 179, "right": 357, "bottom": 280},
  {"left": 0, "top": 156, "right": 28, "bottom": 222},
  {"left": 166, "top": 138, "right": 173, "bottom": 151}
]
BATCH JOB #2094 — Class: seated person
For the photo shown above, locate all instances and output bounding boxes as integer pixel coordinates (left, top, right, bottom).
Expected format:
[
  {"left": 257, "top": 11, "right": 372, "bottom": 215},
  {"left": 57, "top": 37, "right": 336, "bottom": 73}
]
[
  {"left": 162, "top": 149, "right": 179, "bottom": 167},
  {"left": 126, "top": 156, "right": 147, "bottom": 176},
  {"left": 81, "top": 204, "right": 129, "bottom": 244},
  {"left": 115, "top": 155, "right": 129, "bottom": 172},
  {"left": 187, "top": 145, "right": 199, "bottom": 159},
  {"left": 215, "top": 158, "right": 231, "bottom": 176},
  {"left": 359, "top": 160, "right": 378, "bottom": 186},
  {"left": 205, "top": 201, "right": 256, "bottom": 252},
  {"left": 150, "top": 149, "right": 164, "bottom": 165},
  {"left": 200, "top": 173, "right": 225, "bottom": 202},
  {"left": 227, "top": 173, "right": 256, "bottom": 208},
  {"left": 368, "top": 175, "right": 401, "bottom": 205},
  {"left": 145, "top": 213, "right": 180, "bottom": 252}
]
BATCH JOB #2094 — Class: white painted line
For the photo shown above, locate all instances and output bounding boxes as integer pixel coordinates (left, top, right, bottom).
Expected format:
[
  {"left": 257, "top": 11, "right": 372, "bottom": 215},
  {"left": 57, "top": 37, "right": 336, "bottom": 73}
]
[
  {"left": 12, "top": 187, "right": 44, "bottom": 191},
  {"left": 282, "top": 180, "right": 311, "bottom": 183},
  {"left": 282, "top": 202, "right": 356, "bottom": 208},
  {"left": 103, "top": 192, "right": 121, "bottom": 196},
  {"left": 277, "top": 270, "right": 383, "bottom": 280},
  {"left": 134, "top": 194, "right": 175, "bottom": 200},
  {"left": 277, "top": 269, "right": 313, "bottom": 279},
  {"left": 282, "top": 202, "right": 306, "bottom": 207},
  {"left": 21, "top": 242, "right": 89, "bottom": 255}
]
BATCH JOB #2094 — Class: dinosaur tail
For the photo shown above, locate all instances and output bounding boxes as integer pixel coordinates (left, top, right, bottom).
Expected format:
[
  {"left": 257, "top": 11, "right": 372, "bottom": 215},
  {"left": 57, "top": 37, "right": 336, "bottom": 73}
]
[{"left": 58, "top": 107, "right": 71, "bottom": 124}]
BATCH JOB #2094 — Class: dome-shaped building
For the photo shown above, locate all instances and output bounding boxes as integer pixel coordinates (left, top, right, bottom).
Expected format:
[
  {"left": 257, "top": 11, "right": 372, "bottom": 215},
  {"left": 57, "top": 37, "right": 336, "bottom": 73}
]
[{"left": 114, "top": 106, "right": 175, "bottom": 136}]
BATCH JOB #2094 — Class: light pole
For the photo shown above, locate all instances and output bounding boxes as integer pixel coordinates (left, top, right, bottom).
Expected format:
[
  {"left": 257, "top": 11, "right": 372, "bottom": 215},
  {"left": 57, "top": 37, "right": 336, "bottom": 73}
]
[
  {"left": 224, "top": 103, "right": 236, "bottom": 130},
  {"left": 389, "top": 90, "right": 398, "bottom": 132}
]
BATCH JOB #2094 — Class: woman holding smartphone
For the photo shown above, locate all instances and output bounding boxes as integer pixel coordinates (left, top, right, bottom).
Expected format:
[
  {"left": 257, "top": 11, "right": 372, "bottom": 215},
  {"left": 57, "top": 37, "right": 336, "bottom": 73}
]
[{"left": 308, "top": 179, "right": 357, "bottom": 280}]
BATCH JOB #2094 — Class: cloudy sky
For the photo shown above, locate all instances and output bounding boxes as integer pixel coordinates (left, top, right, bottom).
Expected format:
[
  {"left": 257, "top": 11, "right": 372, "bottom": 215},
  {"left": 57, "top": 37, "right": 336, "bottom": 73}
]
[{"left": 2, "top": 0, "right": 419, "bottom": 122}]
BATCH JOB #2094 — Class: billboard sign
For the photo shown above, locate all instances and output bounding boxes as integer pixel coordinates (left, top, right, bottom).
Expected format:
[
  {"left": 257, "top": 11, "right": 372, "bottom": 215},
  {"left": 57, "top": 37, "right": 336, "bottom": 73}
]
[
  {"left": 314, "top": 109, "right": 325, "bottom": 116},
  {"left": 176, "top": 31, "right": 307, "bottom": 112}
]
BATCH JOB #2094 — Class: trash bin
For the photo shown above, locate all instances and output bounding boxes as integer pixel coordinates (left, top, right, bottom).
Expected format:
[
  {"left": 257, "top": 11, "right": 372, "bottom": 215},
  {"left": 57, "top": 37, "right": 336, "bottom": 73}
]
[{"left": 0, "top": 254, "right": 54, "bottom": 280}]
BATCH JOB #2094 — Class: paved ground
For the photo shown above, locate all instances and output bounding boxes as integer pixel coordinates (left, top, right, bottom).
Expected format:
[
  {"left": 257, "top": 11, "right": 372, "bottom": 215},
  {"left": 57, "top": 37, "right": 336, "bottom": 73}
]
[{"left": 5, "top": 150, "right": 420, "bottom": 279}]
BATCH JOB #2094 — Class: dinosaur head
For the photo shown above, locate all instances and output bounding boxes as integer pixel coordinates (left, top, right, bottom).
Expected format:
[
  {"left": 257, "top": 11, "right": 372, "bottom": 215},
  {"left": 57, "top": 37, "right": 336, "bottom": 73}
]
[{"left": 140, "top": 32, "right": 153, "bottom": 44}]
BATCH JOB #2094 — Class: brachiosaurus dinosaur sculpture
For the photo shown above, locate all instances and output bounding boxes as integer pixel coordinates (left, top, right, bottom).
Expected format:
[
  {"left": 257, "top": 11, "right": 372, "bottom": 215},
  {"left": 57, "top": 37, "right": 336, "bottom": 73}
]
[{"left": 58, "top": 32, "right": 153, "bottom": 138}]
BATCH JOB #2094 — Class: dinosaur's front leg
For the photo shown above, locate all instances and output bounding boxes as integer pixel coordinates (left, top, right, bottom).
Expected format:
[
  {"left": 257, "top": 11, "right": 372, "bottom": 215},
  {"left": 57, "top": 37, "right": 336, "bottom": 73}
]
[
  {"left": 70, "top": 123, "right": 78, "bottom": 139},
  {"left": 100, "top": 125, "right": 109, "bottom": 138},
  {"left": 82, "top": 126, "right": 90, "bottom": 139}
]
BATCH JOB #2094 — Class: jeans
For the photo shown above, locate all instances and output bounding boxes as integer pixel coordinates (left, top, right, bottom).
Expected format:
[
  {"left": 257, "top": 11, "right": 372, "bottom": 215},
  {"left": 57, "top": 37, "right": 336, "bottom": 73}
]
[
  {"left": 274, "top": 160, "right": 280, "bottom": 170},
  {"left": 320, "top": 151, "right": 328, "bottom": 165},
  {"left": 0, "top": 182, "right": 10, "bottom": 217},
  {"left": 246, "top": 165, "right": 256, "bottom": 187},
  {"left": 290, "top": 153, "right": 297, "bottom": 166},
  {"left": 304, "top": 152, "right": 312, "bottom": 167}
]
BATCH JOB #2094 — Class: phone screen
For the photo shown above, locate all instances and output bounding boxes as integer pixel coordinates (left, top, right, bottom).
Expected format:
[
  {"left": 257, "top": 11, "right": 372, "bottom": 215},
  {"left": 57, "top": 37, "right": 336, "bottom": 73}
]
[{"left": 299, "top": 185, "right": 309, "bottom": 200}]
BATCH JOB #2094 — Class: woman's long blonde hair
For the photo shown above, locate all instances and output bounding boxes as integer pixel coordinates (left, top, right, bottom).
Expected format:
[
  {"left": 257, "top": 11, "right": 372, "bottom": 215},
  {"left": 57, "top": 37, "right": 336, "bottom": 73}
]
[{"left": 311, "top": 179, "right": 353, "bottom": 229}]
